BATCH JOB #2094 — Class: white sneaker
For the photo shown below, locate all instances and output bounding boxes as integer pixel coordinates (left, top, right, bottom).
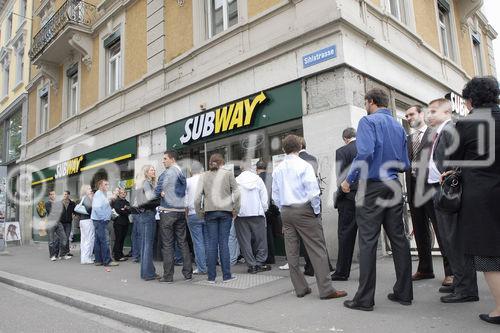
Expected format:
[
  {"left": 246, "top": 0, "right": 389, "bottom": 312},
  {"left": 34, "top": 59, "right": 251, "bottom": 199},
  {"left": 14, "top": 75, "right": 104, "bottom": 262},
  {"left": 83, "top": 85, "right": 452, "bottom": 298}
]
[
  {"left": 63, "top": 255, "right": 72, "bottom": 260},
  {"left": 207, "top": 280, "right": 216, "bottom": 284},
  {"left": 223, "top": 275, "right": 237, "bottom": 283},
  {"left": 279, "top": 263, "right": 289, "bottom": 270},
  {"left": 50, "top": 256, "right": 57, "bottom": 261}
]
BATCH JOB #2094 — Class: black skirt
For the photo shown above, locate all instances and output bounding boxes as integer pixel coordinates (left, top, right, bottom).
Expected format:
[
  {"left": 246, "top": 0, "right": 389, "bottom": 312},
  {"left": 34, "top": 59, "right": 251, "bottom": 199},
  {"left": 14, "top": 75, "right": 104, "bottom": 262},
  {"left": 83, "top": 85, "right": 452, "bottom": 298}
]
[{"left": 474, "top": 256, "right": 500, "bottom": 272}]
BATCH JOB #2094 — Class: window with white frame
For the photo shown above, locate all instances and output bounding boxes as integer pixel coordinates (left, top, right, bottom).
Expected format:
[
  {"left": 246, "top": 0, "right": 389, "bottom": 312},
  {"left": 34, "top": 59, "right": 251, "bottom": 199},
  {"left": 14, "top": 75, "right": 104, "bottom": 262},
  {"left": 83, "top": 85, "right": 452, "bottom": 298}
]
[
  {"left": 2, "top": 62, "right": 10, "bottom": 97},
  {"left": 39, "top": 87, "right": 49, "bottom": 134},
  {"left": 207, "top": 0, "right": 238, "bottom": 38},
  {"left": 437, "top": 0, "right": 456, "bottom": 61},
  {"left": 19, "top": 0, "right": 27, "bottom": 27},
  {"left": 388, "top": 0, "right": 408, "bottom": 25},
  {"left": 5, "top": 14, "right": 13, "bottom": 43},
  {"left": 471, "top": 31, "right": 484, "bottom": 75},
  {"left": 67, "top": 66, "right": 79, "bottom": 117},
  {"left": 16, "top": 49, "right": 24, "bottom": 84},
  {"left": 106, "top": 40, "right": 121, "bottom": 95}
]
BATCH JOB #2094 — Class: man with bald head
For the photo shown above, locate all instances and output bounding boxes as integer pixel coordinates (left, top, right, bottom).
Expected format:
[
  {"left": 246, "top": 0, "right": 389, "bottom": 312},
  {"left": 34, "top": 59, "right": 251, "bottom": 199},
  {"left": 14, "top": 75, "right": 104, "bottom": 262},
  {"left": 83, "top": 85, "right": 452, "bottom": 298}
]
[
  {"left": 405, "top": 105, "right": 452, "bottom": 286},
  {"left": 427, "top": 98, "right": 478, "bottom": 303}
]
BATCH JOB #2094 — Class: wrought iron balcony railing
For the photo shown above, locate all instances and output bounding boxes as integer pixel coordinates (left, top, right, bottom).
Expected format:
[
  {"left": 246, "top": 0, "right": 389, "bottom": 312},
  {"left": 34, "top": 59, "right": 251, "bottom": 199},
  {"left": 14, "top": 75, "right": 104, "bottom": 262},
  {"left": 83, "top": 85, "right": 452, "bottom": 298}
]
[{"left": 29, "top": 0, "right": 96, "bottom": 61}]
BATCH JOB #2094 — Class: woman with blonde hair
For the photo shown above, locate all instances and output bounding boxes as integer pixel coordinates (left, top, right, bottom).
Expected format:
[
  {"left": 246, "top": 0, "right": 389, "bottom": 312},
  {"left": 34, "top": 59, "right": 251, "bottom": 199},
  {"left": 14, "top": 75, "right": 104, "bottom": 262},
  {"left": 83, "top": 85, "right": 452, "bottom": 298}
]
[
  {"left": 195, "top": 154, "right": 240, "bottom": 283},
  {"left": 76, "top": 184, "right": 94, "bottom": 264},
  {"left": 135, "top": 164, "right": 160, "bottom": 280}
]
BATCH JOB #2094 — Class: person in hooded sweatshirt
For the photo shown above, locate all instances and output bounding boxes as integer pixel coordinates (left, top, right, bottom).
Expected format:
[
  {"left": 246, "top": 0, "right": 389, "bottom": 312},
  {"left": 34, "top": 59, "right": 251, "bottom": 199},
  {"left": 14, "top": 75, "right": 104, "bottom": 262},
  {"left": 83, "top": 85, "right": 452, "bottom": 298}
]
[{"left": 235, "top": 160, "right": 271, "bottom": 274}]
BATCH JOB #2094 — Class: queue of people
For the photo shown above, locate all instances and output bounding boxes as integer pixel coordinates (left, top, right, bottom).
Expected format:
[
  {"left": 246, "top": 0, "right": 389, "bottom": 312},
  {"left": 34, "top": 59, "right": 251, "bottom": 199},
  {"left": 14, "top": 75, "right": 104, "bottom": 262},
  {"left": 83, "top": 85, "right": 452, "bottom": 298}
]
[{"left": 38, "top": 76, "right": 499, "bottom": 326}]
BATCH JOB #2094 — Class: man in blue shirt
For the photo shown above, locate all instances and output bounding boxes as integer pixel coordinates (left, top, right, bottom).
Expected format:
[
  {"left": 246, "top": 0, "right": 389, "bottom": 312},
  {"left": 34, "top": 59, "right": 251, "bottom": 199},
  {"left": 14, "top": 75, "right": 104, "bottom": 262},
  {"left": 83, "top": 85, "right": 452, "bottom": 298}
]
[{"left": 342, "top": 88, "right": 412, "bottom": 311}]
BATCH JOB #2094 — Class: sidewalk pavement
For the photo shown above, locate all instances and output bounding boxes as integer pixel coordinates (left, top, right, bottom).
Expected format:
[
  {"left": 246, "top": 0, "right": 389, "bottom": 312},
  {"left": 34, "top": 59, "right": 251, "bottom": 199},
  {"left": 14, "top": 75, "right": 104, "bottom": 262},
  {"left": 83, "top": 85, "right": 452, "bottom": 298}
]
[{"left": 0, "top": 244, "right": 497, "bottom": 333}]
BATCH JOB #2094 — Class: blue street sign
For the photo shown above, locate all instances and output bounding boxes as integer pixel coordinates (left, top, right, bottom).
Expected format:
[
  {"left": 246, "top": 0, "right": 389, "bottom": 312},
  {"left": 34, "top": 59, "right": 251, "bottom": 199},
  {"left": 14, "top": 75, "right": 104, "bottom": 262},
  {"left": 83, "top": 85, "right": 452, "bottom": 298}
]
[{"left": 302, "top": 45, "right": 337, "bottom": 68}]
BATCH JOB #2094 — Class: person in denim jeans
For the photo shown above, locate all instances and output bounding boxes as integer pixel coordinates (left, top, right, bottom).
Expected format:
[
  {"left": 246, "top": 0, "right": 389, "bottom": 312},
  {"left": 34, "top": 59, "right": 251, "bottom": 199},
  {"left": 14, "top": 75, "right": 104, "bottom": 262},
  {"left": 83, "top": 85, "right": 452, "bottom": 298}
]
[
  {"left": 185, "top": 163, "right": 208, "bottom": 274},
  {"left": 195, "top": 153, "right": 240, "bottom": 283},
  {"left": 91, "top": 179, "right": 118, "bottom": 267},
  {"left": 135, "top": 164, "right": 159, "bottom": 280},
  {"left": 129, "top": 214, "right": 141, "bottom": 262}
]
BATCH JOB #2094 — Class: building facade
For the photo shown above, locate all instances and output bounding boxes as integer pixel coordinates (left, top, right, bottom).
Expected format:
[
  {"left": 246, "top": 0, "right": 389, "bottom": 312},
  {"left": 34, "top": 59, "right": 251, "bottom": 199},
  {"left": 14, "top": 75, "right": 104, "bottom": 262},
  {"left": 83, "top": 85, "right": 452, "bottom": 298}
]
[
  {"left": 0, "top": 0, "right": 31, "bottom": 233},
  {"left": 20, "top": 0, "right": 497, "bottom": 254}
]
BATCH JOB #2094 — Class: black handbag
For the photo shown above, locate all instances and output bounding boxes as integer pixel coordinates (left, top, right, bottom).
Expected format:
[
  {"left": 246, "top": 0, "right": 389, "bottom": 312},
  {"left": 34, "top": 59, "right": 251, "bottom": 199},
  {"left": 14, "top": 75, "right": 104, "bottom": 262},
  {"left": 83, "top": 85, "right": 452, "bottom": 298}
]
[{"left": 435, "top": 171, "right": 462, "bottom": 214}]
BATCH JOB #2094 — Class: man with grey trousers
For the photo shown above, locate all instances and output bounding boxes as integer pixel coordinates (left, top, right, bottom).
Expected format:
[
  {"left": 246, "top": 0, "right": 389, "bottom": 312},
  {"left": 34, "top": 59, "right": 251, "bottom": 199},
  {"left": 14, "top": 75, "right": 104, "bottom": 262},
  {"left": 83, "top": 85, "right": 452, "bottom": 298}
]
[
  {"left": 235, "top": 160, "right": 271, "bottom": 274},
  {"left": 155, "top": 150, "right": 192, "bottom": 283}
]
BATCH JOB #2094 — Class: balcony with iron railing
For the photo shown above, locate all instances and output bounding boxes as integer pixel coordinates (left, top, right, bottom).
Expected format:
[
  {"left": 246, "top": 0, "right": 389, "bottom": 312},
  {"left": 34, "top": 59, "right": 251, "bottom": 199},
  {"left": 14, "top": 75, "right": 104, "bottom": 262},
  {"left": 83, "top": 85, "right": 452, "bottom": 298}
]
[{"left": 29, "top": 0, "right": 96, "bottom": 64}]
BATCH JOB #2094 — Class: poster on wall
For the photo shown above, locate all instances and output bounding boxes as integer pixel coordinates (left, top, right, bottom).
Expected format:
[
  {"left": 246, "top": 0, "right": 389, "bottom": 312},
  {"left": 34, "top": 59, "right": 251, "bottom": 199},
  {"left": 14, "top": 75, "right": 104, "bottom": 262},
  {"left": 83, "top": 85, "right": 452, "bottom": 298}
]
[
  {"left": 0, "top": 222, "right": 5, "bottom": 252},
  {"left": 5, "top": 221, "right": 21, "bottom": 242}
]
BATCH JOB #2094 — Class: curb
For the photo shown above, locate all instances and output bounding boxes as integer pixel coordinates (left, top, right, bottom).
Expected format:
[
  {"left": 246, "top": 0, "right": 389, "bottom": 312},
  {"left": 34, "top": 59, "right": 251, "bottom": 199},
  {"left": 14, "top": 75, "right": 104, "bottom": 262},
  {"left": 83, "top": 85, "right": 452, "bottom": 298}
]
[{"left": 0, "top": 270, "right": 262, "bottom": 333}]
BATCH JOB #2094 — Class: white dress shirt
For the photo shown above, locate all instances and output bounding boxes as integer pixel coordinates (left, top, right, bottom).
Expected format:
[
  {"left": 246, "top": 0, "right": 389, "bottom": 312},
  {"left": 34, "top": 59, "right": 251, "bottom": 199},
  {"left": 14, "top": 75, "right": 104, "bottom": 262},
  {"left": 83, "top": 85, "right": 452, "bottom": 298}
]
[
  {"left": 428, "top": 120, "right": 451, "bottom": 184},
  {"left": 272, "top": 154, "right": 321, "bottom": 214}
]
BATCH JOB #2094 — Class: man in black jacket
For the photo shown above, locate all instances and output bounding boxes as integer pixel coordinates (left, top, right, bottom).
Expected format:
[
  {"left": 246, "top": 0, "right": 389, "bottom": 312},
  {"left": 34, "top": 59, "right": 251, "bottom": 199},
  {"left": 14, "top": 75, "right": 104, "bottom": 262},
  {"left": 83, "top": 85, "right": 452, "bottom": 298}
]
[
  {"left": 60, "top": 191, "right": 76, "bottom": 257},
  {"left": 427, "top": 98, "right": 478, "bottom": 303},
  {"left": 112, "top": 188, "right": 131, "bottom": 261},
  {"left": 405, "top": 105, "right": 452, "bottom": 286},
  {"left": 332, "top": 128, "right": 358, "bottom": 281}
]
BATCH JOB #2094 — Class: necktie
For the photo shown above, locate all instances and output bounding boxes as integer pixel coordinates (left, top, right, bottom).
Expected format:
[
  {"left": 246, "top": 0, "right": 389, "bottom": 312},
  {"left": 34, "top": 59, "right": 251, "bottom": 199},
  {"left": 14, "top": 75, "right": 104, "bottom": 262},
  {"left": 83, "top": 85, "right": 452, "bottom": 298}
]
[{"left": 411, "top": 131, "right": 421, "bottom": 163}]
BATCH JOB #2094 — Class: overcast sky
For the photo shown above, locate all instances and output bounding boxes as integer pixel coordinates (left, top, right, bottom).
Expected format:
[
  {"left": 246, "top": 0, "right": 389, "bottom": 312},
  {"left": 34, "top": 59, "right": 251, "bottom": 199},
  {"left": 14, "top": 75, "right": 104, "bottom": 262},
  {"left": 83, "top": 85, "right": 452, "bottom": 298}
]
[{"left": 481, "top": 0, "right": 500, "bottom": 78}]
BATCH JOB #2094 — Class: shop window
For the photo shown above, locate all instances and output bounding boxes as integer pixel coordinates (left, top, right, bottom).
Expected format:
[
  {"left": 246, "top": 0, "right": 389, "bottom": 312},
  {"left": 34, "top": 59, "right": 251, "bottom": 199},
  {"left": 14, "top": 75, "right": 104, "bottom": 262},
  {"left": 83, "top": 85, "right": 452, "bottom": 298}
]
[
  {"left": 207, "top": 0, "right": 238, "bottom": 38},
  {"left": 2, "top": 62, "right": 9, "bottom": 97},
  {"left": 437, "top": 0, "right": 456, "bottom": 61},
  {"left": 106, "top": 39, "right": 121, "bottom": 95},
  {"left": 67, "top": 64, "right": 79, "bottom": 118},
  {"left": 388, "top": 0, "right": 408, "bottom": 25},
  {"left": 471, "top": 31, "right": 484, "bottom": 75},
  {"left": 7, "top": 110, "right": 22, "bottom": 161},
  {"left": 38, "top": 86, "right": 49, "bottom": 134}
]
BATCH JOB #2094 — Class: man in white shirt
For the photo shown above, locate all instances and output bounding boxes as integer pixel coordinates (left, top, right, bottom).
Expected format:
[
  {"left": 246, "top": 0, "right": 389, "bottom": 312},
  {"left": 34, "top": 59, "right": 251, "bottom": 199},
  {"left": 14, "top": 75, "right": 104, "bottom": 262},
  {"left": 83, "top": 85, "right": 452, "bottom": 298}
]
[
  {"left": 427, "top": 98, "right": 478, "bottom": 303},
  {"left": 272, "top": 134, "right": 347, "bottom": 300}
]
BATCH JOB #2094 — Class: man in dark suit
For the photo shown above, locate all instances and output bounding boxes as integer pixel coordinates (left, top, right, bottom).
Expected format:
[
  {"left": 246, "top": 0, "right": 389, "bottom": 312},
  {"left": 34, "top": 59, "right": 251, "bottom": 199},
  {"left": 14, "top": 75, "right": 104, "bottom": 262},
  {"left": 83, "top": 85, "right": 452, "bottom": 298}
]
[
  {"left": 405, "top": 105, "right": 452, "bottom": 286},
  {"left": 299, "top": 138, "right": 334, "bottom": 276},
  {"left": 427, "top": 98, "right": 478, "bottom": 303},
  {"left": 332, "top": 128, "right": 358, "bottom": 281}
]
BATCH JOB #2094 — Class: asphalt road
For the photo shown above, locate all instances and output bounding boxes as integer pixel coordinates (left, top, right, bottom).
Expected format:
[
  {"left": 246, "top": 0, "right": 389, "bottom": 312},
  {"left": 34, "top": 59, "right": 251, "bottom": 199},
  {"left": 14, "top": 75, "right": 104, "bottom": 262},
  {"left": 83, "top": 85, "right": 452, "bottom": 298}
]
[{"left": 0, "top": 283, "right": 149, "bottom": 333}]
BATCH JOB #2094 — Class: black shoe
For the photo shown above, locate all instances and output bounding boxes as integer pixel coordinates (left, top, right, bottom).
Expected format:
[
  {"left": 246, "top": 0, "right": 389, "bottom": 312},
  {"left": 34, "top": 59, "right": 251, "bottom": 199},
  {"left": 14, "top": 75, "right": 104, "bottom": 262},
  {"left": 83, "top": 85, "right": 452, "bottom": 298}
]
[
  {"left": 67, "top": 253, "right": 74, "bottom": 257},
  {"left": 159, "top": 277, "right": 174, "bottom": 283},
  {"left": 438, "top": 285, "right": 454, "bottom": 294},
  {"left": 387, "top": 293, "right": 412, "bottom": 306},
  {"left": 331, "top": 274, "right": 348, "bottom": 281},
  {"left": 125, "top": 253, "right": 133, "bottom": 258},
  {"left": 304, "top": 270, "right": 314, "bottom": 277},
  {"left": 479, "top": 314, "right": 500, "bottom": 325},
  {"left": 343, "top": 300, "right": 373, "bottom": 311},
  {"left": 184, "top": 276, "right": 193, "bottom": 281},
  {"left": 440, "top": 293, "right": 479, "bottom": 303},
  {"left": 257, "top": 264, "right": 272, "bottom": 272},
  {"left": 296, "top": 288, "right": 312, "bottom": 298},
  {"left": 248, "top": 266, "right": 259, "bottom": 274}
]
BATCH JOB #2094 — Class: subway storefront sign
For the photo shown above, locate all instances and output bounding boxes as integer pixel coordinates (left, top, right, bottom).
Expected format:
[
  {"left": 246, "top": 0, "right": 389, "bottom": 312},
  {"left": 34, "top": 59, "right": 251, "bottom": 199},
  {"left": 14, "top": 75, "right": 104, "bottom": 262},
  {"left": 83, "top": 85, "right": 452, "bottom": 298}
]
[
  {"left": 31, "top": 137, "right": 137, "bottom": 186},
  {"left": 166, "top": 81, "right": 303, "bottom": 149}
]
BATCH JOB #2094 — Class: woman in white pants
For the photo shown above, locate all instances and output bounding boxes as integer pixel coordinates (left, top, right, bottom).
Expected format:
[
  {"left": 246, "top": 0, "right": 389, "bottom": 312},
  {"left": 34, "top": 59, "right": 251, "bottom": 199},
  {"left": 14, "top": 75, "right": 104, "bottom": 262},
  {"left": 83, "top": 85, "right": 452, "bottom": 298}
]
[{"left": 77, "top": 185, "right": 95, "bottom": 264}]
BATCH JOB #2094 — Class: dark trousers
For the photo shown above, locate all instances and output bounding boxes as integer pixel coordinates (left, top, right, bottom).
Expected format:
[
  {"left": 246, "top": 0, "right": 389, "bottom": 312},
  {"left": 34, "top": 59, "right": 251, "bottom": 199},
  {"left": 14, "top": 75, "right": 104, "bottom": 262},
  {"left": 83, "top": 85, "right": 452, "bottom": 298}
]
[
  {"left": 47, "top": 222, "right": 68, "bottom": 258},
  {"left": 61, "top": 223, "right": 72, "bottom": 255},
  {"left": 113, "top": 222, "right": 129, "bottom": 260},
  {"left": 354, "top": 180, "right": 413, "bottom": 307},
  {"left": 334, "top": 197, "right": 357, "bottom": 278},
  {"left": 158, "top": 211, "right": 192, "bottom": 280},
  {"left": 433, "top": 193, "right": 478, "bottom": 297},
  {"left": 265, "top": 211, "right": 276, "bottom": 264},
  {"left": 409, "top": 177, "right": 451, "bottom": 276}
]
